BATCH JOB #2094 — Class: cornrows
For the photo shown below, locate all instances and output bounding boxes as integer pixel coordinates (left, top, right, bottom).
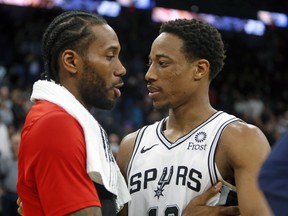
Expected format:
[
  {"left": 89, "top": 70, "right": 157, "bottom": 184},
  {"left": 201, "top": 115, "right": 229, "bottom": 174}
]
[{"left": 41, "top": 10, "right": 107, "bottom": 83}]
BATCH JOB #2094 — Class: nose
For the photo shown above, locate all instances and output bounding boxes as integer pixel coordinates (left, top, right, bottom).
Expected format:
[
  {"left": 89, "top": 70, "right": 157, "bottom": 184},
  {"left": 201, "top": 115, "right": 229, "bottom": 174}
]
[
  {"left": 145, "top": 64, "right": 156, "bottom": 82},
  {"left": 115, "top": 60, "right": 126, "bottom": 77}
]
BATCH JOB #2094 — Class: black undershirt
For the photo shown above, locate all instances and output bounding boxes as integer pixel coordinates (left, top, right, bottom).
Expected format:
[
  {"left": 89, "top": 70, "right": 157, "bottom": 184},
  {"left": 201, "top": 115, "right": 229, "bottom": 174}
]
[{"left": 94, "top": 183, "right": 117, "bottom": 216}]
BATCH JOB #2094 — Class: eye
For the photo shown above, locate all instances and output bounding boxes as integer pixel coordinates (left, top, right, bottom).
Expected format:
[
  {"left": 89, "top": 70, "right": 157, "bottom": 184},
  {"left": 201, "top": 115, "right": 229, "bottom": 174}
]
[
  {"left": 159, "top": 61, "right": 168, "bottom": 67},
  {"left": 106, "top": 55, "right": 114, "bottom": 61}
]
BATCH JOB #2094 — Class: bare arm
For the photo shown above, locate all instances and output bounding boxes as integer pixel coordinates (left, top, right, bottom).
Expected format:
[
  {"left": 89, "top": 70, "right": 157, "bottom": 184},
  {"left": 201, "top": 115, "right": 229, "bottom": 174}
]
[
  {"left": 221, "top": 122, "right": 273, "bottom": 216},
  {"left": 68, "top": 207, "right": 102, "bottom": 215},
  {"left": 16, "top": 199, "right": 102, "bottom": 216},
  {"left": 116, "top": 131, "right": 137, "bottom": 179},
  {"left": 116, "top": 131, "right": 138, "bottom": 216}
]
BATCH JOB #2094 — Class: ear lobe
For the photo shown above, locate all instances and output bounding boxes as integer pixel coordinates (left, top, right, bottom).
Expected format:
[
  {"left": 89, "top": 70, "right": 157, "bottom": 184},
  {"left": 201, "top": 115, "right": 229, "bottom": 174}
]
[
  {"left": 194, "top": 59, "right": 209, "bottom": 80},
  {"left": 61, "top": 49, "right": 79, "bottom": 74}
]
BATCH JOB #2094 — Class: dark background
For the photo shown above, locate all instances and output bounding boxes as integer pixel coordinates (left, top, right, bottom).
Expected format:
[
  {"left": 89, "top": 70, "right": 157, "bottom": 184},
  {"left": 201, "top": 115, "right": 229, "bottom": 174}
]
[{"left": 0, "top": 0, "right": 288, "bottom": 145}]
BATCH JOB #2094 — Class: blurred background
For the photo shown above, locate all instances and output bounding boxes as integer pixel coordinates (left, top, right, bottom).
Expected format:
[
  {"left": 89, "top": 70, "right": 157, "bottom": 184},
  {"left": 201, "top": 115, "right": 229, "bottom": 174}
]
[{"left": 0, "top": 1, "right": 288, "bottom": 214}]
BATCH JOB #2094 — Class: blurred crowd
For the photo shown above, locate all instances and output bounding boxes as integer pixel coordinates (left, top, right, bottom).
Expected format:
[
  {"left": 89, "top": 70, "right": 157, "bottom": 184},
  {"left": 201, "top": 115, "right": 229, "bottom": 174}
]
[{"left": 0, "top": 4, "right": 288, "bottom": 214}]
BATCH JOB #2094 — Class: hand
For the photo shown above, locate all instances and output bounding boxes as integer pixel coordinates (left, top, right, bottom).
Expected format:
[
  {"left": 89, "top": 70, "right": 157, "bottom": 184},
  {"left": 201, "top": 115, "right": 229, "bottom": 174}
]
[
  {"left": 17, "top": 197, "right": 23, "bottom": 215},
  {"left": 182, "top": 182, "right": 240, "bottom": 216}
]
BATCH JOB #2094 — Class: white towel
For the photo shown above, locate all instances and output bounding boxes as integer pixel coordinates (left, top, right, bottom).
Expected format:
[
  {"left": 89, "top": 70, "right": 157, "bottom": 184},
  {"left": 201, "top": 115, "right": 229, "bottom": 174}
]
[{"left": 31, "top": 80, "right": 130, "bottom": 212}]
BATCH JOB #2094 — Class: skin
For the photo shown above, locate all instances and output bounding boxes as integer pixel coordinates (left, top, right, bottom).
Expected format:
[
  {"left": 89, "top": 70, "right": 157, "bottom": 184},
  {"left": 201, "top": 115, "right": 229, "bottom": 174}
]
[
  {"left": 116, "top": 33, "right": 273, "bottom": 216},
  {"left": 59, "top": 24, "right": 126, "bottom": 111}
]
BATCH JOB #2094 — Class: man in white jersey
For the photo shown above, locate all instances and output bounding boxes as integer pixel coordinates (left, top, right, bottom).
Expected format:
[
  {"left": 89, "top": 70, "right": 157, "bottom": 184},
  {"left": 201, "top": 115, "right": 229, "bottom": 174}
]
[{"left": 117, "top": 19, "right": 272, "bottom": 216}]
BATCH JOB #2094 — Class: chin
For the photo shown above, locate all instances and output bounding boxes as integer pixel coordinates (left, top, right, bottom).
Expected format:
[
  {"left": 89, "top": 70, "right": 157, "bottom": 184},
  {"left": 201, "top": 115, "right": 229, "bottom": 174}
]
[
  {"left": 154, "top": 100, "right": 171, "bottom": 110},
  {"left": 104, "top": 103, "right": 115, "bottom": 110},
  {"left": 93, "top": 100, "right": 115, "bottom": 110},
  {"left": 153, "top": 103, "right": 165, "bottom": 110}
]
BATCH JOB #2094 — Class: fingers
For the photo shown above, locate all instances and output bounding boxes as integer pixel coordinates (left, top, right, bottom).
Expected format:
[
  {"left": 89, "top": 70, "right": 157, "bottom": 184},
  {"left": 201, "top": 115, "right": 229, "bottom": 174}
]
[
  {"left": 18, "top": 204, "right": 23, "bottom": 215},
  {"left": 182, "top": 182, "right": 241, "bottom": 216},
  {"left": 17, "top": 197, "right": 21, "bottom": 206},
  {"left": 191, "top": 182, "right": 223, "bottom": 205},
  {"left": 17, "top": 197, "right": 23, "bottom": 215},
  {"left": 219, "top": 205, "right": 240, "bottom": 216}
]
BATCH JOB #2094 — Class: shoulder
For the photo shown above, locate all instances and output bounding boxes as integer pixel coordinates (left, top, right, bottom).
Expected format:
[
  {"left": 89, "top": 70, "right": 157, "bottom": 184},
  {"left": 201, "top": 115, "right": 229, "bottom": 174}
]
[
  {"left": 25, "top": 100, "right": 80, "bottom": 133},
  {"left": 22, "top": 101, "right": 83, "bottom": 150},
  {"left": 116, "top": 130, "right": 139, "bottom": 179},
  {"left": 117, "top": 122, "right": 157, "bottom": 161},
  {"left": 220, "top": 121, "right": 271, "bottom": 167},
  {"left": 116, "top": 121, "right": 163, "bottom": 178},
  {"left": 117, "top": 121, "right": 158, "bottom": 156},
  {"left": 223, "top": 121, "right": 268, "bottom": 143}
]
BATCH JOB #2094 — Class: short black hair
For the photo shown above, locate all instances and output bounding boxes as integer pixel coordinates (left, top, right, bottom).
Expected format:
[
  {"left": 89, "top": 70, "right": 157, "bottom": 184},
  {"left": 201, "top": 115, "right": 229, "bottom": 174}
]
[
  {"left": 160, "top": 19, "right": 226, "bottom": 80},
  {"left": 41, "top": 10, "right": 107, "bottom": 83}
]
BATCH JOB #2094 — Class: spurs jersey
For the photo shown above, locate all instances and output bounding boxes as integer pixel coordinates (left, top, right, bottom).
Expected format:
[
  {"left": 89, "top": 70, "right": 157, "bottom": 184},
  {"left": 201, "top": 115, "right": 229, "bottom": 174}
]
[{"left": 127, "top": 111, "right": 240, "bottom": 216}]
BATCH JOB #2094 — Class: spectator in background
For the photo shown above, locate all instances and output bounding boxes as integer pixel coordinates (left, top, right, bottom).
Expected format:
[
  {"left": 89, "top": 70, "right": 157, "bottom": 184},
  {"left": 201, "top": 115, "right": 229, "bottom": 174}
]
[
  {"left": 0, "top": 132, "right": 21, "bottom": 216},
  {"left": 0, "top": 117, "right": 12, "bottom": 160},
  {"left": 0, "top": 64, "right": 7, "bottom": 81},
  {"left": 109, "top": 133, "right": 120, "bottom": 158},
  {"left": 274, "top": 111, "right": 288, "bottom": 140},
  {"left": 246, "top": 92, "right": 265, "bottom": 124},
  {"left": 0, "top": 86, "right": 14, "bottom": 126},
  {"left": 11, "top": 89, "right": 27, "bottom": 131},
  {"left": 25, "top": 54, "right": 41, "bottom": 85}
]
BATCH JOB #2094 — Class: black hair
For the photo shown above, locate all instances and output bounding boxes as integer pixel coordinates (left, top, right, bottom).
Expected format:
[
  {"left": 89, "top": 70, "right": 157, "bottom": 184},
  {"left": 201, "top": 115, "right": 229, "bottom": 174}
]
[
  {"left": 160, "top": 19, "right": 226, "bottom": 80},
  {"left": 41, "top": 10, "right": 107, "bottom": 83}
]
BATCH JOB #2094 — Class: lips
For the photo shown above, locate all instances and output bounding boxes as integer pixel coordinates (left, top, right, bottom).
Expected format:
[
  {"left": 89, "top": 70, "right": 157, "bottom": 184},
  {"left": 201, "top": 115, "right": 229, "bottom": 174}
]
[
  {"left": 147, "top": 85, "right": 159, "bottom": 92},
  {"left": 147, "top": 85, "right": 160, "bottom": 97},
  {"left": 113, "top": 82, "right": 124, "bottom": 98}
]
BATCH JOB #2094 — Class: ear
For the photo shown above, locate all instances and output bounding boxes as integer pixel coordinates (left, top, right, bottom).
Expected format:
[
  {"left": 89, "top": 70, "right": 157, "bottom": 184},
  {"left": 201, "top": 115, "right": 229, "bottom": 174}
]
[
  {"left": 60, "top": 49, "right": 79, "bottom": 74},
  {"left": 194, "top": 59, "right": 210, "bottom": 80}
]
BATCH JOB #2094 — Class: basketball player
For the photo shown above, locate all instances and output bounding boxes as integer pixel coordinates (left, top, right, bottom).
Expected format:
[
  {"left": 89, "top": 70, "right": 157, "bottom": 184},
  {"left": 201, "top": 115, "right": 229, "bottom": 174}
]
[
  {"left": 116, "top": 19, "right": 273, "bottom": 215},
  {"left": 17, "top": 11, "right": 130, "bottom": 215}
]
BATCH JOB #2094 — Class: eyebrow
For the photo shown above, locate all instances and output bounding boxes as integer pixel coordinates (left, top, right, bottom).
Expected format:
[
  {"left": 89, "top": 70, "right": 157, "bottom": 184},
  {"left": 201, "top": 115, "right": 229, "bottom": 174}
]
[
  {"left": 149, "top": 53, "right": 171, "bottom": 60},
  {"left": 107, "top": 46, "right": 120, "bottom": 51}
]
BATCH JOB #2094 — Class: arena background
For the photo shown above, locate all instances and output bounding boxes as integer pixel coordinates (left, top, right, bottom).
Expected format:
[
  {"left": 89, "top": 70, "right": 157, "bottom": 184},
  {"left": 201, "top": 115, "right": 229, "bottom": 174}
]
[{"left": 0, "top": 0, "right": 288, "bottom": 148}]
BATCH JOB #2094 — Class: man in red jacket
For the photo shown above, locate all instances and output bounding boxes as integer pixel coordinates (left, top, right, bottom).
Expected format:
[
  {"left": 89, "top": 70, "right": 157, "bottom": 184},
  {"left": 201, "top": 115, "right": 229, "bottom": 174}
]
[{"left": 17, "top": 10, "right": 128, "bottom": 216}]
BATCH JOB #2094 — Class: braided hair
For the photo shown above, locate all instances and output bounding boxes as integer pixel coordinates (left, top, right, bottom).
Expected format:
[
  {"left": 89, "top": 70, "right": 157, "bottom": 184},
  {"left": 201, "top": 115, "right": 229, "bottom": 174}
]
[
  {"left": 160, "top": 19, "right": 226, "bottom": 80},
  {"left": 41, "top": 10, "right": 107, "bottom": 83}
]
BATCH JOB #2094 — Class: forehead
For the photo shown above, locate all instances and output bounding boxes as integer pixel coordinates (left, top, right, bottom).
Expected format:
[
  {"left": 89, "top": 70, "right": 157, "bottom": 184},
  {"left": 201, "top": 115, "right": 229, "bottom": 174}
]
[
  {"left": 88, "top": 24, "right": 120, "bottom": 52},
  {"left": 150, "top": 32, "right": 184, "bottom": 57}
]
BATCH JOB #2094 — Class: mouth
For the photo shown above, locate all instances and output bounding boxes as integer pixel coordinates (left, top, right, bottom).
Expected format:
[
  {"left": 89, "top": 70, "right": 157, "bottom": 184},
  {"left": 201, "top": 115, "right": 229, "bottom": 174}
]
[
  {"left": 113, "top": 82, "right": 124, "bottom": 98},
  {"left": 147, "top": 84, "right": 160, "bottom": 98}
]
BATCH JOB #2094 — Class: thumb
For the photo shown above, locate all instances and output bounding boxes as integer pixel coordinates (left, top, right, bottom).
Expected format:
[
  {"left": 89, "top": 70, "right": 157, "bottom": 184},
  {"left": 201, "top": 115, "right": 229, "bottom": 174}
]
[
  {"left": 17, "top": 197, "right": 22, "bottom": 206},
  {"left": 191, "top": 182, "right": 223, "bottom": 205}
]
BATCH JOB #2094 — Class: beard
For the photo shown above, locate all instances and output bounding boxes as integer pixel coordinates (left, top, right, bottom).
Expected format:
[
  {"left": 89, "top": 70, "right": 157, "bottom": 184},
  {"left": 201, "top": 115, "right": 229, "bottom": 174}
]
[{"left": 78, "top": 61, "right": 115, "bottom": 110}]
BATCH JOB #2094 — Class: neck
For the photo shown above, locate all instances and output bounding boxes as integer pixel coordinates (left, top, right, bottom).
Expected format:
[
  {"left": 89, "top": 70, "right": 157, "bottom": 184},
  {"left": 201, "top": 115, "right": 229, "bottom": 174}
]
[{"left": 167, "top": 103, "right": 216, "bottom": 133}]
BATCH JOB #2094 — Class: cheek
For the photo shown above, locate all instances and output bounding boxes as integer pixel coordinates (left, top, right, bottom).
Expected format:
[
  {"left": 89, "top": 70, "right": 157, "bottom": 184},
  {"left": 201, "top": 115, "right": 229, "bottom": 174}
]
[
  {"left": 92, "top": 63, "right": 112, "bottom": 82},
  {"left": 97, "top": 63, "right": 114, "bottom": 79},
  {"left": 169, "top": 76, "right": 190, "bottom": 95}
]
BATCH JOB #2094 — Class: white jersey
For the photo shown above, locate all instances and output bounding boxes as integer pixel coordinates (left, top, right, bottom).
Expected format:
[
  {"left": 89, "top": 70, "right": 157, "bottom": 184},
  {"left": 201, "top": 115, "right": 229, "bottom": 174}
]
[{"left": 127, "top": 111, "right": 240, "bottom": 216}]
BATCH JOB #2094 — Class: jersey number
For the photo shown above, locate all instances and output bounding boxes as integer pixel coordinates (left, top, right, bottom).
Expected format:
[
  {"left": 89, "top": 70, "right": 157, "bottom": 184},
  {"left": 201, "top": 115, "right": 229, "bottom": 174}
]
[{"left": 148, "top": 205, "right": 179, "bottom": 216}]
